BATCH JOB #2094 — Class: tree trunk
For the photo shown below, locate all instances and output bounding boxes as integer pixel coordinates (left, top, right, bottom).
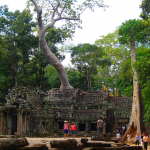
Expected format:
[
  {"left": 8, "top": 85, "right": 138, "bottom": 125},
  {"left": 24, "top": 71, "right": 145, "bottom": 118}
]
[
  {"left": 39, "top": 30, "right": 73, "bottom": 90},
  {"left": 31, "top": 0, "right": 73, "bottom": 90},
  {"left": 122, "top": 41, "right": 144, "bottom": 142}
]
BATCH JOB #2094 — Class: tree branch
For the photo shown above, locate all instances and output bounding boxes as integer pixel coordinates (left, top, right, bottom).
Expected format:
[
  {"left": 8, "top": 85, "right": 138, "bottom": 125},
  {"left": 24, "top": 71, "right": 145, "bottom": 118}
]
[
  {"left": 58, "top": 3, "right": 67, "bottom": 17},
  {"left": 51, "top": 1, "right": 60, "bottom": 20},
  {"left": 43, "top": 21, "right": 55, "bottom": 33},
  {"left": 54, "top": 17, "right": 80, "bottom": 22},
  {"left": 30, "top": 0, "right": 43, "bottom": 28},
  {"left": 43, "top": 16, "right": 79, "bottom": 33}
]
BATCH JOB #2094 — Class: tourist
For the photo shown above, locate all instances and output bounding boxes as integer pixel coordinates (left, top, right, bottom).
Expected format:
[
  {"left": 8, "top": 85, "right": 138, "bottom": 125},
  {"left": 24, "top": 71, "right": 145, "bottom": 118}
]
[
  {"left": 70, "top": 122, "right": 78, "bottom": 137},
  {"left": 63, "top": 120, "right": 69, "bottom": 137},
  {"left": 116, "top": 129, "right": 121, "bottom": 139},
  {"left": 96, "top": 118, "right": 104, "bottom": 137},
  {"left": 143, "top": 133, "right": 149, "bottom": 150},
  {"left": 135, "top": 133, "right": 141, "bottom": 146}
]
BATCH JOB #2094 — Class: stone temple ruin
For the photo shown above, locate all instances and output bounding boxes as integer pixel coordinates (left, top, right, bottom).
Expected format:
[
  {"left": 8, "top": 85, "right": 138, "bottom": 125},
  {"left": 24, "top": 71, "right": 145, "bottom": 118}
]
[{"left": 0, "top": 87, "right": 132, "bottom": 136}]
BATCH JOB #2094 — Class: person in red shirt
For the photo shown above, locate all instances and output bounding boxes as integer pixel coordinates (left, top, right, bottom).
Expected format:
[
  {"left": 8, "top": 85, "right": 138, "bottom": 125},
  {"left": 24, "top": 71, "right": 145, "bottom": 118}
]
[
  {"left": 70, "top": 122, "right": 77, "bottom": 137},
  {"left": 63, "top": 120, "right": 69, "bottom": 137}
]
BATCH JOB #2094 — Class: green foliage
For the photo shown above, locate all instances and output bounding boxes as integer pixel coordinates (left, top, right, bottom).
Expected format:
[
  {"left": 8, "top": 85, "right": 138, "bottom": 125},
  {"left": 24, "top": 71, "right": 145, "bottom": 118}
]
[
  {"left": 0, "top": 2, "right": 150, "bottom": 123},
  {"left": 0, "top": 6, "right": 73, "bottom": 99},
  {"left": 0, "top": 6, "right": 38, "bottom": 85},
  {"left": 117, "top": 58, "right": 132, "bottom": 96},
  {"left": 44, "top": 65, "right": 60, "bottom": 88},
  {"left": 119, "top": 19, "right": 150, "bottom": 122},
  {"left": 46, "top": 28, "right": 71, "bottom": 61},
  {"left": 70, "top": 43, "right": 110, "bottom": 90},
  {"left": 136, "top": 47, "right": 150, "bottom": 83},
  {"left": 140, "top": 0, "right": 150, "bottom": 19},
  {"left": 135, "top": 47, "right": 150, "bottom": 121},
  {"left": 95, "top": 31, "right": 131, "bottom": 96},
  {"left": 142, "top": 81, "right": 150, "bottom": 122},
  {"left": 67, "top": 69, "right": 83, "bottom": 89},
  {"left": 118, "top": 19, "right": 150, "bottom": 44},
  {"left": 71, "top": 43, "right": 110, "bottom": 69}
]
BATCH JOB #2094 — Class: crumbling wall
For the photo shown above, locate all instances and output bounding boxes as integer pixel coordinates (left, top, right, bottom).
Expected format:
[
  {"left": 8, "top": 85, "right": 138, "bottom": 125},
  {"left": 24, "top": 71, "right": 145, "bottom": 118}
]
[{"left": 1, "top": 87, "right": 132, "bottom": 137}]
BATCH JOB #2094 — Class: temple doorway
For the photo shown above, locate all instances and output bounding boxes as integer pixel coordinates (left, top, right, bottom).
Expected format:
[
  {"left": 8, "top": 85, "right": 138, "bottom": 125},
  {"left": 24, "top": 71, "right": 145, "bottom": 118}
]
[
  {"left": 10, "top": 112, "right": 17, "bottom": 135},
  {"left": 106, "top": 109, "right": 115, "bottom": 133},
  {"left": 78, "top": 123, "right": 86, "bottom": 131}
]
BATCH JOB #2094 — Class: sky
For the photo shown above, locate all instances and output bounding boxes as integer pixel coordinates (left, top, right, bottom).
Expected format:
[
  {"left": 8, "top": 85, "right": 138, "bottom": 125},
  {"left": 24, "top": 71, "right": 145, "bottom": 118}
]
[
  {"left": 0, "top": 0, "right": 142, "bottom": 66},
  {"left": 73, "top": 0, "right": 142, "bottom": 44}
]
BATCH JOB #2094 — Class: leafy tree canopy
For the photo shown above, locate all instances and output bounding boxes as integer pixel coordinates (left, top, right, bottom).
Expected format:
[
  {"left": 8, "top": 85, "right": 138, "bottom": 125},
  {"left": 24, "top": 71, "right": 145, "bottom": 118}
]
[
  {"left": 140, "top": 0, "right": 150, "bottom": 19},
  {"left": 118, "top": 19, "right": 150, "bottom": 45}
]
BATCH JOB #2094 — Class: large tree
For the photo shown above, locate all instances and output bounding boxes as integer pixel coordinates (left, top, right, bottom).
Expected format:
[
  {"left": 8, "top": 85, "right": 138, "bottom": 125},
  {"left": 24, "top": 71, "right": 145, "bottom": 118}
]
[
  {"left": 0, "top": 6, "right": 38, "bottom": 99},
  {"left": 136, "top": 47, "right": 150, "bottom": 123},
  {"left": 140, "top": 0, "right": 150, "bottom": 19},
  {"left": 30, "top": 0, "right": 105, "bottom": 90},
  {"left": 118, "top": 19, "right": 150, "bottom": 142},
  {"left": 71, "top": 43, "right": 109, "bottom": 90},
  {"left": 95, "top": 31, "right": 130, "bottom": 96}
]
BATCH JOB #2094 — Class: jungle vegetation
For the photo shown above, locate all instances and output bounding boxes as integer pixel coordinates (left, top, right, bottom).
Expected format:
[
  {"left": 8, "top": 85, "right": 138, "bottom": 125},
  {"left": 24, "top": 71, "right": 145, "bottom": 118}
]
[{"left": 0, "top": 0, "right": 150, "bottom": 129}]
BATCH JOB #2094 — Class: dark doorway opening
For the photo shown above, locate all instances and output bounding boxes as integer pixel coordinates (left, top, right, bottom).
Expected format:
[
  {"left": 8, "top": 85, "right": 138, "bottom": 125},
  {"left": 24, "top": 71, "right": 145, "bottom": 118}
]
[
  {"left": 58, "top": 120, "right": 64, "bottom": 129},
  {"left": 106, "top": 109, "right": 115, "bottom": 133},
  {"left": 89, "top": 123, "right": 97, "bottom": 131},
  {"left": 11, "top": 112, "right": 17, "bottom": 135},
  {"left": 78, "top": 123, "right": 86, "bottom": 131}
]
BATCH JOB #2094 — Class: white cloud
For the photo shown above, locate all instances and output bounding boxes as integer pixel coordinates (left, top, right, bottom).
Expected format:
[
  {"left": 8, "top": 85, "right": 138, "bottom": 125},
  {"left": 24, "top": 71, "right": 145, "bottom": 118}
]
[
  {"left": 0, "top": 0, "right": 27, "bottom": 11},
  {"left": 0, "top": 0, "right": 141, "bottom": 44},
  {"left": 0, "top": 0, "right": 142, "bottom": 66},
  {"left": 70, "top": 0, "right": 142, "bottom": 44}
]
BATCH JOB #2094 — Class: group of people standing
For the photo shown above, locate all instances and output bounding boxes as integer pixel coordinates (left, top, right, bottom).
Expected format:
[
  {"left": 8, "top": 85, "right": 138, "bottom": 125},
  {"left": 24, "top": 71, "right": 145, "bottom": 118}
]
[
  {"left": 135, "top": 133, "right": 149, "bottom": 150},
  {"left": 96, "top": 118, "right": 149, "bottom": 150},
  {"left": 63, "top": 120, "right": 78, "bottom": 137}
]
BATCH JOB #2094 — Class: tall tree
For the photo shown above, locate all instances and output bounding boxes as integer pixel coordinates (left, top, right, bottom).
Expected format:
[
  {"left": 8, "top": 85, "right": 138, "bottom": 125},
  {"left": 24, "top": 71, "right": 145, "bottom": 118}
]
[
  {"left": 0, "top": 6, "right": 38, "bottom": 98},
  {"left": 136, "top": 47, "right": 150, "bottom": 123},
  {"left": 71, "top": 43, "right": 109, "bottom": 90},
  {"left": 30, "top": 0, "right": 105, "bottom": 90},
  {"left": 0, "top": 6, "right": 73, "bottom": 97},
  {"left": 140, "top": 0, "right": 150, "bottom": 19},
  {"left": 95, "top": 31, "right": 130, "bottom": 96},
  {"left": 118, "top": 19, "right": 150, "bottom": 141}
]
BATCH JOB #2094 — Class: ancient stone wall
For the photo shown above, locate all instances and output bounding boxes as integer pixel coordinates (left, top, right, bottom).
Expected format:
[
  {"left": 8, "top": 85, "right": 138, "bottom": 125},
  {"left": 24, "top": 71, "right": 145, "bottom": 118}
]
[{"left": 0, "top": 87, "right": 132, "bottom": 136}]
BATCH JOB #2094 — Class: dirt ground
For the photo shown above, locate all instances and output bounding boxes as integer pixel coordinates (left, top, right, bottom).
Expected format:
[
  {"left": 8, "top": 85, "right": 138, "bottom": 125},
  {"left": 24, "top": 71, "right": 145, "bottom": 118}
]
[{"left": 26, "top": 137, "right": 150, "bottom": 149}]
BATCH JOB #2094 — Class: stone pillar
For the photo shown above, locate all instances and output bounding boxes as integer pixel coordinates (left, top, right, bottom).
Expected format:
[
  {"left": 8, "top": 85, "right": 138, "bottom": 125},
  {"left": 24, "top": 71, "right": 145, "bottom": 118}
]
[
  {"left": 85, "top": 122, "right": 89, "bottom": 131},
  {"left": 23, "top": 112, "right": 30, "bottom": 136},
  {"left": 17, "top": 111, "right": 23, "bottom": 136},
  {"left": 0, "top": 112, "right": 6, "bottom": 134},
  {"left": 0, "top": 112, "right": 3, "bottom": 134},
  {"left": 24, "top": 113, "right": 27, "bottom": 135},
  {"left": 7, "top": 112, "right": 11, "bottom": 135},
  {"left": 103, "top": 121, "right": 106, "bottom": 135}
]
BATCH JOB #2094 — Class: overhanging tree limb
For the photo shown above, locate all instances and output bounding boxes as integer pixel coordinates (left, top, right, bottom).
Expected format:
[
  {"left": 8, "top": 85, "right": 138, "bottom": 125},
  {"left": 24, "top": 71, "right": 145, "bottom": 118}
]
[{"left": 30, "top": 0, "right": 105, "bottom": 90}]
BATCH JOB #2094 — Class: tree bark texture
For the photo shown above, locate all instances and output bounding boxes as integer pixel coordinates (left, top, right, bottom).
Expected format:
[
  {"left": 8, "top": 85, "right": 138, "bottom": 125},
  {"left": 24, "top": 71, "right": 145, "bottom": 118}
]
[
  {"left": 122, "top": 41, "right": 144, "bottom": 142},
  {"left": 39, "top": 30, "right": 73, "bottom": 90}
]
